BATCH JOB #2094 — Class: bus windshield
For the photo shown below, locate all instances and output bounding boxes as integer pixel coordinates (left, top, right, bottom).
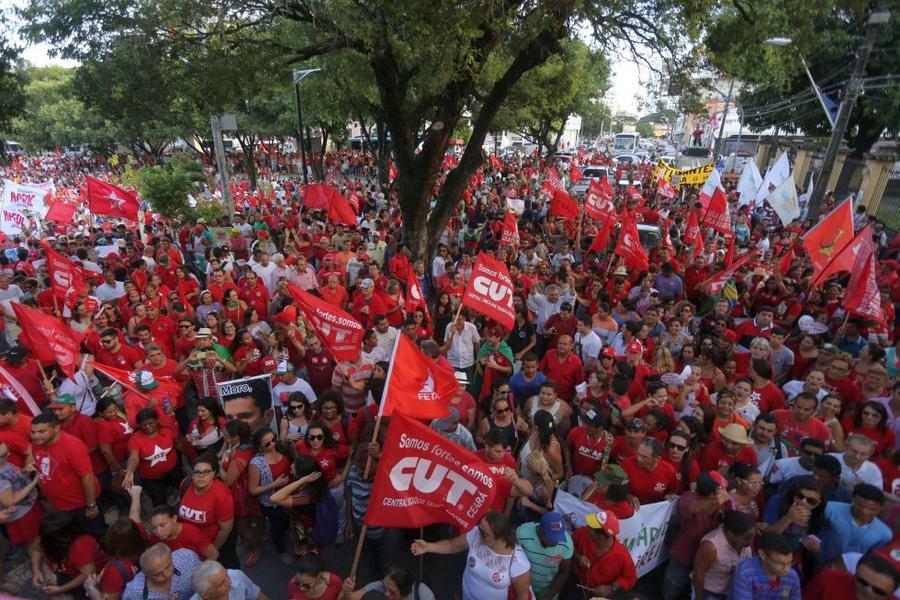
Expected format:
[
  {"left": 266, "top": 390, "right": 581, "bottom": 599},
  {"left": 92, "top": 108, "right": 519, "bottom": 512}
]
[{"left": 613, "top": 133, "right": 639, "bottom": 153}]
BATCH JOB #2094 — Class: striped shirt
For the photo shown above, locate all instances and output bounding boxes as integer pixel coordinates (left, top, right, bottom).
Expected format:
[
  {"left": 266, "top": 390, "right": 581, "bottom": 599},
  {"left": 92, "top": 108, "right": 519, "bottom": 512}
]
[
  {"left": 729, "top": 557, "right": 801, "bottom": 600},
  {"left": 515, "top": 522, "right": 573, "bottom": 598},
  {"left": 346, "top": 465, "right": 384, "bottom": 539}
]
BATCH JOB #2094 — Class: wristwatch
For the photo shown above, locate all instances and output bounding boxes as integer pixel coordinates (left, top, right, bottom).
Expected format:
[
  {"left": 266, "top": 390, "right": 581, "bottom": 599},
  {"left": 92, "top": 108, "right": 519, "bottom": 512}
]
[{"left": 86, "top": 503, "right": 97, "bottom": 509}]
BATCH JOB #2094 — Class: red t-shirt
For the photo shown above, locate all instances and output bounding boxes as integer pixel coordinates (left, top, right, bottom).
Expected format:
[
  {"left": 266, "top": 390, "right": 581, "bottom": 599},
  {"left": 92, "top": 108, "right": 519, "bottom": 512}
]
[
  {"left": 0, "top": 429, "right": 30, "bottom": 468},
  {"left": 621, "top": 455, "right": 677, "bottom": 504},
  {"left": 825, "top": 376, "right": 863, "bottom": 409},
  {"left": 751, "top": 381, "right": 785, "bottom": 412},
  {"left": 153, "top": 522, "right": 212, "bottom": 556},
  {"left": 610, "top": 435, "right": 638, "bottom": 465},
  {"left": 33, "top": 432, "right": 100, "bottom": 511},
  {"left": 127, "top": 425, "right": 178, "bottom": 479},
  {"left": 572, "top": 527, "right": 637, "bottom": 590},
  {"left": 96, "top": 417, "right": 133, "bottom": 464},
  {"left": 99, "top": 558, "right": 138, "bottom": 593},
  {"left": 51, "top": 534, "right": 101, "bottom": 577},
  {"left": 295, "top": 444, "right": 349, "bottom": 484},
  {"left": 698, "top": 441, "right": 757, "bottom": 472},
  {"left": 61, "top": 414, "right": 108, "bottom": 474},
  {"left": 734, "top": 318, "right": 773, "bottom": 348},
  {"left": 95, "top": 343, "right": 143, "bottom": 369},
  {"left": 179, "top": 480, "right": 235, "bottom": 542},
  {"left": 773, "top": 410, "right": 832, "bottom": 455},
  {"left": 474, "top": 450, "right": 518, "bottom": 511},
  {"left": 0, "top": 414, "right": 32, "bottom": 440},
  {"left": 565, "top": 427, "right": 610, "bottom": 476},
  {"left": 802, "top": 568, "right": 859, "bottom": 600},
  {"left": 661, "top": 455, "right": 701, "bottom": 493},
  {"left": 538, "top": 350, "right": 584, "bottom": 400}
]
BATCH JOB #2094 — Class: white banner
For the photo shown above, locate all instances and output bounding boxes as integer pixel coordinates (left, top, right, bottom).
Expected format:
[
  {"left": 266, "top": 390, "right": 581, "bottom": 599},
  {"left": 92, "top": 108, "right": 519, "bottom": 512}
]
[
  {"left": 1, "top": 179, "right": 51, "bottom": 235},
  {"left": 552, "top": 489, "right": 678, "bottom": 577},
  {"left": 755, "top": 151, "right": 790, "bottom": 206},
  {"left": 506, "top": 197, "right": 525, "bottom": 213},
  {"left": 765, "top": 176, "right": 801, "bottom": 226}
]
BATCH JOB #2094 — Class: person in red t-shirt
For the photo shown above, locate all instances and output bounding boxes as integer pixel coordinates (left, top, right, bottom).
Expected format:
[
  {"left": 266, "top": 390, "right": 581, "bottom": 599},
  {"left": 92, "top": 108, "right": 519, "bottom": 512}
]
[
  {"left": 144, "top": 503, "right": 218, "bottom": 559},
  {"left": 539, "top": 335, "right": 584, "bottom": 401},
  {"left": 803, "top": 551, "right": 898, "bottom": 600},
  {"left": 30, "top": 412, "right": 105, "bottom": 537},
  {"left": 621, "top": 438, "right": 678, "bottom": 505},
  {"left": 565, "top": 409, "right": 611, "bottom": 477},
  {"left": 123, "top": 408, "right": 181, "bottom": 508},
  {"left": 0, "top": 399, "right": 33, "bottom": 440},
  {"left": 95, "top": 328, "right": 144, "bottom": 370},
  {"left": 773, "top": 392, "right": 832, "bottom": 456},
  {"left": 749, "top": 358, "right": 785, "bottom": 412},
  {"left": 50, "top": 394, "right": 108, "bottom": 476},
  {"left": 582, "top": 464, "right": 636, "bottom": 520},
  {"left": 699, "top": 424, "right": 758, "bottom": 474},
  {"left": 734, "top": 308, "right": 774, "bottom": 349},
  {"left": 475, "top": 429, "right": 534, "bottom": 512},
  {"left": 610, "top": 419, "right": 647, "bottom": 465},
  {"left": 349, "top": 279, "right": 387, "bottom": 329},
  {"left": 179, "top": 454, "right": 236, "bottom": 567},
  {"left": 238, "top": 271, "right": 270, "bottom": 318},
  {"left": 572, "top": 509, "right": 637, "bottom": 595},
  {"left": 825, "top": 354, "right": 864, "bottom": 411},
  {"left": 1, "top": 347, "right": 49, "bottom": 409},
  {"left": 33, "top": 511, "right": 102, "bottom": 596}
]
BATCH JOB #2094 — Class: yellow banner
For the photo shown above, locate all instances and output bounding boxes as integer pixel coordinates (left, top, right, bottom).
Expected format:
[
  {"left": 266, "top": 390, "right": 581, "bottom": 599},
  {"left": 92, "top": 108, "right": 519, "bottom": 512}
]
[
  {"left": 654, "top": 160, "right": 680, "bottom": 183},
  {"left": 677, "top": 163, "right": 714, "bottom": 186}
]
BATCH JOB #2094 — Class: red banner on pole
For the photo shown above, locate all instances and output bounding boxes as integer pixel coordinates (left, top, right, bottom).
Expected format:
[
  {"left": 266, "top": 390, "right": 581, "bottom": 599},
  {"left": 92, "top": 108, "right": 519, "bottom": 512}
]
[
  {"left": 287, "top": 285, "right": 364, "bottom": 362},
  {"left": 377, "top": 335, "right": 456, "bottom": 419},
  {"left": 364, "top": 413, "right": 497, "bottom": 530},
  {"left": 86, "top": 177, "right": 140, "bottom": 220},
  {"left": 461, "top": 254, "right": 515, "bottom": 330},
  {"left": 11, "top": 303, "right": 84, "bottom": 377}
]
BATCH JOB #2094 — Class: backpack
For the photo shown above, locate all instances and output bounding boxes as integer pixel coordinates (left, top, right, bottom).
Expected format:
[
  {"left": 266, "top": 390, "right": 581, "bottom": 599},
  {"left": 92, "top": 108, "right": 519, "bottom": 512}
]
[{"left": 312, "top": 490, "right": 340, "bottom": 546}]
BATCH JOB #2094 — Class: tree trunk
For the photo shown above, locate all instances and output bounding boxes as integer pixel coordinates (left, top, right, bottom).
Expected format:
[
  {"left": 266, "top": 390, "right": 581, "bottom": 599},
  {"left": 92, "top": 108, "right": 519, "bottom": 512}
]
[{"left": 375, "top": 120, "right": 389, "bottom": 193}]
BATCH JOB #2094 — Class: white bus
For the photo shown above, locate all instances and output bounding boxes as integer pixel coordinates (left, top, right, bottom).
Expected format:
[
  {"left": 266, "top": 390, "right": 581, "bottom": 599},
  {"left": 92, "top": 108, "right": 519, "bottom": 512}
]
[{"left": 613, "top": 132, "right": 640, "bottom": 153}]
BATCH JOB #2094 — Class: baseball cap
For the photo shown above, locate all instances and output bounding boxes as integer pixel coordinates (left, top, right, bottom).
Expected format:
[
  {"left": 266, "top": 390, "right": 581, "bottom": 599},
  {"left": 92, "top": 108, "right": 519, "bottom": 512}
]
[
  {"left": 432, "top": 407, "right": 460, "bottom": 431},
  {"left": 585, "top": 509, "right": 620, "bottom": 536},
  {"left": 260, "top": 355, "right": 277, "bottom": 372},
  {"left": 626, "top": 340, "right": 644, "bottom": 355},
  {"left": 583, "top": 409, "right": 606, "bottom": 427},
  {"left": 196, "top": 328, "right": 213, "bottom": 338},
  {"left": 359, "top": 278, "right": 374, "bottom": 289},
  {"left": 625, "top": 417, "right": 645, "bottom": 431},
  {"left": 48, "top": 393, "right": 77, "bottom": 409},
  {"left": 697, "top": 471, "right": 728, "bottom": 496},
  {"left": 539, "top": 512, "right": 568, "bottom": 545},
  {"left": 4, "top": 347, "right": 28, "bottom": 363},
  {"left": 601, "top": 346, "right": 617, "bottom": 358},
  {"left": 594, "top": 464, "right": 629, "bottom": 486},
  {"left": 560, "top": 302, "right": 573, "bottom": 311},
  {"left": 275, "top": 362, "right": 294, "bottom": 375},
  {"left": 135, "top": 370, "right": 158, "bottom": 391}
]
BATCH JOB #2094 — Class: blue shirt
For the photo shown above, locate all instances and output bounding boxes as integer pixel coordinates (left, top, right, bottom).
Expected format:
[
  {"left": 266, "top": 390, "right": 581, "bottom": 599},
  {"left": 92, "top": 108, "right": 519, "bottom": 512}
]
[
  {"left": 820, "top": 502, "right": 892, "bottom": 563},
  {"left": 729, "top": 557, "right": 801, "bottom": 600},
  {"left": 509, "top": 371, "right": 546, "bottom": 408}
]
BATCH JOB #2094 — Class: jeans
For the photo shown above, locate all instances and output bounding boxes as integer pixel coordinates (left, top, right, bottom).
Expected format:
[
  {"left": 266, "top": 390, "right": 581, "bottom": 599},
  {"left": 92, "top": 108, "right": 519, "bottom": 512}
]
[
  {"left": 662, "top": 558, "right": 692, "bottom": 600},
  {"left": 262, "top": 504, "right": 290, "bottom": 555},
  {"left": 219, "top": 527, "right": 240, "bottom": 569}
]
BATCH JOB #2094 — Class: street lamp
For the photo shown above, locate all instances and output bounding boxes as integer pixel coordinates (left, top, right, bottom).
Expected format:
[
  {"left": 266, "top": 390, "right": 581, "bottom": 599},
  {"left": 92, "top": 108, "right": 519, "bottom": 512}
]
[
  {"left": 293, "top": 68, "right": 323, "bottom": 185},
  {"left": 765, "top": 37, "right": 834, "bottom": 128}
]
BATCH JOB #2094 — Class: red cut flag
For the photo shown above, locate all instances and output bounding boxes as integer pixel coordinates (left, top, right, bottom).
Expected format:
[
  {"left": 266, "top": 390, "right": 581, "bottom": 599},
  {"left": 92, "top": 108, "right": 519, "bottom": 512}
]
[
  {"left": 40, "top": 240, "right": 93, "bottom": 299},
  {"left": 461, "top": 254, "right": 515, "bottom": 330},
  {"left": 683, "top": 209, "right": 701, "bottom": 253},
  {"left": 614, "top": 213, "right": 649, "bottom": 272},
  {"left": 378, "top": 335, "right": 456, "bottom": 419},
  {"left": 45, "top": 200, "right": 77, "bottom": 224},
  {"left": 86, "top": 177, "right": 140, "bottom": 220},
  {"left": 598, "top": 175, "right": 615, "bottom": 200},
  {"left": 364, "top": 412, "right": 497, "bottom": 530},
  {"left": 625, "top": 185, "right": 643, "bottom": 202},
  {"left": 810, "top": 222, "right": 874, "bottom": 287},
  {"left": 405, "top": 264, "right": 429, "bottom": 320},
  {"left": 778, "top": 247, "right": 795, "bottom": 276},
  {"left": 287, "top": 285, "right": 364, "bottom": 362},
  {"left": 802, "top": 198, "right": 854, "bottom": 278},
  {"left": 584, "top": 180, "right": 617, "bottom": 221},
  {"left": 702, "top": 251, "right": 757, "bottom": 295},
  {"left": 548, "top": 188, "right": 579, "bottom": 220},
  {"left": 501, "top": 211, "right": 520, "bottom": 248},
  {"left": 542, "top": 167, "right": 563, "bottom": 195},
  {"left": 569, "top": 163, "right": 582, "bottom": 182},
  {"left": 844, "top": 250, "right": 884, "bottom": 324},
  {"left": 657, "top": 178, "right": 676, "bottom": 199},
  {"left": 701, "top": 187, "right": 732, "bottom": 235},
  {"left": 11, "top": 304, "right": 84, "bottom": 377}
]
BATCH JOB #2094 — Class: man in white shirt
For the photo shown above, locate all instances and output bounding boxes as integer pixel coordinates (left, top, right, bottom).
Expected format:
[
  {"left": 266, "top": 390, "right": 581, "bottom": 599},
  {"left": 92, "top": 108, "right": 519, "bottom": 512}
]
[
  {"left": 768, "top": 437, "right": 826, "bottom": 486},
  {"left": 250, "top": 252, "right": 279, "bottom": 294},
  {"left": 574, "top": 315, "right": 601, "bottom": 374},
  {"left": 0, "top": 274, "right": 23, "bottom": 312},
  {"left": 95, "top": 270, "right": 127, "bottom": 302},
  {"left": 373, "top": 315, "right": 398, "bottom": 355},
  {"left": 782, "top": 369, "right": 829, "bottom": 405},
  {"left": 366, "top": 232, "right": 387, "bottom": 268},
  {"left": 830, "top": 434, "right": 883, "bottom": 491},
  {"left": 527, "top": 283, "right": 573, "bottom": 335},
  {"left": 271, "top": 363, "right": 316, "bottom": 412},
  {"left": 442, "top": 313, "right": 480, "bottom": 379}
]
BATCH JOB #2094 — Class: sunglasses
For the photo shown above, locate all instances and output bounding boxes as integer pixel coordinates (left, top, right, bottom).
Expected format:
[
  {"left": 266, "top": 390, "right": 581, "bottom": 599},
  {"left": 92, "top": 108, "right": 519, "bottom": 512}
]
[
  {"left": 289, "top": 405, "right": 304, "bottom": 410},
  {"left": 855, "top": 575, "right": 891, "bottom": 597},
  {"left": 494, "top": 407, "right": 511, "bottom": 414},
  {"left": 794, "top": 492, "right": 821, "bottom": 507},
  {"left": 308, "top": 434, "right": 325, "bottom": 441},
  {"left": 667, "top": 442, "right": 688, "bottom": 451}
]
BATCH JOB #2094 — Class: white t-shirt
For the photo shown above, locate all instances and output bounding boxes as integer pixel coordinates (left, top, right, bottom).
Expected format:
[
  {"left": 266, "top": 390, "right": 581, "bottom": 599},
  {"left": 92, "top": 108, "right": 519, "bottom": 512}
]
[
  {"left": 361, "top": 346, "right": 388, "bottom": 367},
  {"left": 444, "top": 322, "right": 481, "bottom": 369},
  {"left": 462, "top": 527, "right": 531, "bottom": 600},
  {"left": 782, "top": 381, "right": 828, "bottom": 405},
  {"left": 95, "top": 281, "right": 126, "bottom": 302},
  {"left": 574, "top": 330, "right": 602, "bottom": 364},
  {"left": 271, "top": 377, "right": 316, "bottom": 409},
  {"left": 830, "top": 453, "right": 883, "bottom": 491},
  {"left": 374, "top": 327, "right": 398, "bottom": 355},
  {"left": 768, "top": 456, "right": 812, "bottom": 484}
]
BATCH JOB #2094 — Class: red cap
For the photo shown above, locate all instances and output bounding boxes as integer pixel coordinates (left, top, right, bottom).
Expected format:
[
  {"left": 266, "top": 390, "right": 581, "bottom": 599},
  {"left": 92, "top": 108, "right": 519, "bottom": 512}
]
[
  {"left": 721, "top": 329, "right": 737, "bottom": 342},
  {"left": 106, "top": 252, "right": 119, "bottom": 260},
  {"left": 601, "top": 346, "right": 617, "bottom": 358},
  {"left": 257, "top": 230, "right": 270, "bottom": 239},
  {"left": 626, "top": 340, "right": 643, "bottom": 355}
]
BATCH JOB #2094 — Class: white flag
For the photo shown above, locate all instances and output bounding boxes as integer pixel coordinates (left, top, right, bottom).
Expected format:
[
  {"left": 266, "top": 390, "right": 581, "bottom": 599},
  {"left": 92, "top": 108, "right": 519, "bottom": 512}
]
[
  {"left": 798, "top": 176, "right": 814, "bottom": 204},
  {"left": 505, "top": 197, "right": 525, "bottom": 213},
  {"left": 736, "top": 161, "right": 763, "bottom": 207},
  {"left": 755, "top": 151, "right": 790, "bottom": 206},
  {"left": 766, "top": 176, "right": 801, "bottom": 226}
]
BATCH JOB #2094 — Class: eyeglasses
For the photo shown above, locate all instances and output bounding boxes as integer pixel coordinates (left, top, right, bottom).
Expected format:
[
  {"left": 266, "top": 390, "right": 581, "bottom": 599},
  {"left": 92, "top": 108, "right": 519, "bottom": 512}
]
[
  {"left": 667, "top": 442, "right": 688, "bottom": 451},
  {"left": 494, "top": 407, "right": 511, "bottom": 414},
  {"left": 794, "top": 492, "right": 821, "bottom": 507},
  {"left": 307, "top": 434, "right": 325, "bottom": 441},
  {"left": 855, "top": 575, "right": 891, "bottom": 597},
  {"left": 192, "top": 469, "right": 214, "bottom": 476},
  {"left": 289, "top": 405, "right": 304, "bottom": 410}
]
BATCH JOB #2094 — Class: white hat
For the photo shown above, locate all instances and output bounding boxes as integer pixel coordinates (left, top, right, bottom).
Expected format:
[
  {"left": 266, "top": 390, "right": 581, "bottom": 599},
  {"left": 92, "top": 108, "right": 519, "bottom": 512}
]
[{"left": 454, "top": 371, "right": 469, "bottom": 385}]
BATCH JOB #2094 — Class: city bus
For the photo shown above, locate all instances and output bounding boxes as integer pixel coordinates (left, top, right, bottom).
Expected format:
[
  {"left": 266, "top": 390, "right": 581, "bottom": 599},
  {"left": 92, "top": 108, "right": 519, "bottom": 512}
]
[{"left": 613, "top": 132, "right": 640, "bottom": 153}]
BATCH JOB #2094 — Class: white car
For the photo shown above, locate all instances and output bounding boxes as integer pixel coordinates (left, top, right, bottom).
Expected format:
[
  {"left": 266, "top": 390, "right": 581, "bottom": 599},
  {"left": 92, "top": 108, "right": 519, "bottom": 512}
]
[{"left": 613, "top": 153, "right": 641, "bottom": 166}]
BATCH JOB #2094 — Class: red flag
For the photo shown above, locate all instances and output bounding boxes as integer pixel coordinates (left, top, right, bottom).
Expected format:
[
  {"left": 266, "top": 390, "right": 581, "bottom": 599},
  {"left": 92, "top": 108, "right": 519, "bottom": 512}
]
[
  {"left": 378, "top": 335, "right": 456, "bottom": 419},
  {"left": 598, "top": 175, "right": 615, "bottom": 200},
  {"left": 326, "top": 191, "right": 357, "bottom": 226},
  {"left": 44, "top": 200, "right": 77, "bottom": 224},
  {"left": 11, "top": 304, "right": 84, "bottom": 377},
  {"left": 659, "top": 218, "right": 674, "bottom": 250},
  {"left": 548, "top": 188, "right": 579, "bottom": 220},
  {"left": 287, "top": 285, "right": 364, "bottom": 362},
  {"left": 584, "top": 180, "right": 617, "bottom": 221},
  {"left": 569, "top": 163, "right": 582, "bottom": 182},
  {"left": 461, "top": 254, "right": 515, "bottom": 330},
  {"left": 625, "top": 185, "right": 643, "bottom": 202},
  {"left": 779, "top": 247, "right": 795, "bottom": 276},
  {"left": 301, "top": 184, "right": 357, "bottom": 226},
  {"left": 347, "top": 190, "right": 362, "bottom": 215},
  {"left": 490, "top": 155, "right": 503, "bottom": 170},
  {"left": 405, "top": 264, "right": 429, "bottom": 320},
  {"left": 389, "top": 162, "right": 398, "bottom": 182},
  {"left": 802, "top": 198, "right": 854, "bottom": 279},
  {"left": 702, "top": 251, "right": 758, "bottom": 295},
  {"left": 614, "top": 213, "right": 649, "bottom": 272},
  {"left": 683, "top": 209, "right": 701, "bottom": 255},
  {"left": 40, "top": 240, "right": 93, "bottom": 299},
  {"left": 364, "top": 413, "right": 497, "bottom": 530},
  {"left": 657, "top": 178, "right": 676, "bottom": 199},
  {"left": 701, "top": 188, "right": 732, "bottom": 235},
  {"left": 698, "top": 167, "right": 725, "bottom": 210},
  {"left": 587, "top": 218, "right": 614, "bottom": 255},
  {"left": 723, "top": 235, "right": 735, "bottom": 266},
  {"left": 844, "top": 250, "right": 883, "bottom": 324},
  {"left": 501, "top": 212, "right": 520, "bottom": 248},
  {"left": 810, "top": 222, "right": 873, "bottom": 287},
  {"left": 542, "top": 167, "right": 563, "bottom": 196},
  {"left": 0, "top": 363, "right": 41, "bottom": 416},
  {"left": 89, "top": 361, "right": 182, "bottom": 424},
  {"left": 302, "top": 184, "right": 331, "bottom": 210},
  {"left": 86, "top": 177, "right": 140, "bottom": 220}
]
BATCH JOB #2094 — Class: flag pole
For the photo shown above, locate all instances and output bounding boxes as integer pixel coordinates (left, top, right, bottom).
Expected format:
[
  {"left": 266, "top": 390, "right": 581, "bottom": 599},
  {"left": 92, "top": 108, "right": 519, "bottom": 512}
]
[
  {"left": 808, "top": 222, "right": 870, "bottom": 288},
  {"left": 349, "top": 524, "right": 368, "bottom": 579},
  {"left": 362, "top": 333, "right": 401, "bottom": 479}
]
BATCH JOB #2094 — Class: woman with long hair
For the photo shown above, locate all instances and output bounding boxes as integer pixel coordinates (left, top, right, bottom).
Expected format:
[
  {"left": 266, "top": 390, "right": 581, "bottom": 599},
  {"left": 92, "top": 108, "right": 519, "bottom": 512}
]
[
  {"left": 763, "top": 476, "right": 827, "bottom": 551},
  {"left": 280, "top": 393, "right": 313, "bottom": 443},
  {"left": 287, "top": 553, "right": 342, "bottom": 600},
  {"left": 727, "top": 462, "right": 763, "bottom": 519},
  {"left": 816, "top": 394, "right": 846, "bottom": 452},
  {"left": 296, "top": 421, "right": 349, "bottom": 538},
  {"left": 218, "top": 319, "right": 239, "bottom": 348},
  {"left": 175, "top": 265, "right": 200, "bottom": 306},
  {"left": 0, "top": 441, "right": 42, "bottom": 593},
  {"left": 31, "top": 511, "right": 101, "bottom": 599},
  {"left": 271, "top": 455, "right": 328, "bottom": 556},
  {"left": 844, "top": 400, "right": 895, "bottom": 457},
  {"left": 245, "top": 308, "right": 273, "bottom": 348},
  {"left": 68, "top": 301, "right": 94, "bottom": 333},
  {"left": 178, "top": 454, "right": 237, "bottom": 568},
  {"left": 185, "top": 398, "right": 226, "bottom": 460},
  {"left": 221, "top": 288, "right": 247, "bottom": 324},
  {"left": 231, "top": 328, "right": 267, "bottom": 376},
  {"left": 84, "top": 485, "right": 148, "bottom": 600},
  {"left": 660, "top": 430, "right": 700, "bottom": 494},
  {"left": 249, "top": 428, "right": 293, "bottom": 564},
  {"left": 433, "top": 292, "right": 454, "bottom": 342},
  {"left": 218, "top": 419, "right": 263, "bottom": 566},
  {"left": 516, "top": 410, "right": 563, "bottom": 482}
]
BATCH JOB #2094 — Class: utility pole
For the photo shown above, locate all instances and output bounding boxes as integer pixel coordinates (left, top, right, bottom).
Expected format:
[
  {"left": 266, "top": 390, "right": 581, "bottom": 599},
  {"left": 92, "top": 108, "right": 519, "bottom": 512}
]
[
  {"left": 210, "top": 114, "right": 232, "bottom": 212},
  {"left": 714, "top": 77, "right": 735, "bottom": 157},
  {"left": 806, "top": 1, "right": 890, "bottom": 219},
  {"left": 293, "top": 68, "right": 322, "bottom": 185}
]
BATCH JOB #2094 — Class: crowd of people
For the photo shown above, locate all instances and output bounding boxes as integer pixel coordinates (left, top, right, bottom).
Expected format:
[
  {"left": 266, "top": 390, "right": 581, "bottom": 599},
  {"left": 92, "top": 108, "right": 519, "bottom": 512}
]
[{"left": 0, "top": 145, "right": 897, "bottom": 600}]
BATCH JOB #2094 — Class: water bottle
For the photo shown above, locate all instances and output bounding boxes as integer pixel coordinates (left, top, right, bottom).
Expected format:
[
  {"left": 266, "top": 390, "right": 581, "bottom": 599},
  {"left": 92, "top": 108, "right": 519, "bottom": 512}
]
[{"left": 162, "top": 394, "right": 171, "bottom": 413}]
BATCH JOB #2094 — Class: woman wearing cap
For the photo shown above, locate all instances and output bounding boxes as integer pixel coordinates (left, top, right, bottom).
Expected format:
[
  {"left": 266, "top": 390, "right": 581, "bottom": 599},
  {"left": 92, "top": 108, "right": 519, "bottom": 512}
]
[
  {"left": 571, "top": 508, "right": 637, "bottom": 597},
  {"left": 411, "top": 511, "right": 532, "bottom": 600},
  {"left": 582, "top": 465, "right": 635, "bottom": 519}
]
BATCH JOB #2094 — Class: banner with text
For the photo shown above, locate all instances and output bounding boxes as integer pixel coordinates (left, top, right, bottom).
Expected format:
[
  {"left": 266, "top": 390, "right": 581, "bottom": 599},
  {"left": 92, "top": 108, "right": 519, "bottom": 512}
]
[{"left": 1, "top": 179, "right": 51, "bottom": 234}]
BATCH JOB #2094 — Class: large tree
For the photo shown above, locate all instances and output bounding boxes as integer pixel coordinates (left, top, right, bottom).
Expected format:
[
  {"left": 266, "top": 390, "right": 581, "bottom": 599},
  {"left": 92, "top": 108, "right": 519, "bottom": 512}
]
[
  {"left": 25, "top": 0, "right": 709, "bottom": 260},
  {"left": 0, "top": 9, "right": 25, "bottom": 159},
  {"left": 704, "top": 0, "right": 899, "bottom": 156}
]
